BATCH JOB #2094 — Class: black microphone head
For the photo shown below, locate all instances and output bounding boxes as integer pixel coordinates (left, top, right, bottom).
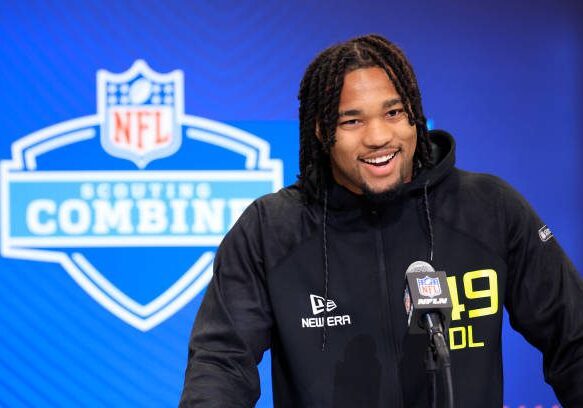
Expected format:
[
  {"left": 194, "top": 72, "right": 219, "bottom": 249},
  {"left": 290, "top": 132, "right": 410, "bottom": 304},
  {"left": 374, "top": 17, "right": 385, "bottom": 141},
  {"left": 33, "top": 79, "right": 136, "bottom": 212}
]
[
  {"left": 404, "top": 260, "right": 436, "bottom": 319},
  {"left": 403, "top": 261, "right": 452, "bottom": 335}
]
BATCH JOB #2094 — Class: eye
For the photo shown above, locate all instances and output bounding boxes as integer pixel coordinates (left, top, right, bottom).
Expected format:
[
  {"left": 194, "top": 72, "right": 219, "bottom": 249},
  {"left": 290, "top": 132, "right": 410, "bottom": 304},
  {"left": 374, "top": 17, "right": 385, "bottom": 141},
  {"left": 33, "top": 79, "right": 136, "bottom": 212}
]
[
  {"left": 386, "top": 108, "right": 405, "bottom": 118},
  {"left": 338, "top": 119, "right": 361, "bottom": 128}
]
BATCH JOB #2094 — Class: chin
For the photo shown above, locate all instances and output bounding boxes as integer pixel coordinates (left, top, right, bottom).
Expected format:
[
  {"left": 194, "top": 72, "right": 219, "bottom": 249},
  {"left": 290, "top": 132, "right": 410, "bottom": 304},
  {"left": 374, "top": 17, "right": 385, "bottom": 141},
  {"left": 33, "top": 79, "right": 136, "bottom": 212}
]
[
  {"left": 362, "top": 176, "right": 402, "bottom": 194},
  {"left": 362, "top": 181, "right": 405, "bottom": 204},
  {"left": 364, "top": 183, "right": 398, "bottom": 194}
]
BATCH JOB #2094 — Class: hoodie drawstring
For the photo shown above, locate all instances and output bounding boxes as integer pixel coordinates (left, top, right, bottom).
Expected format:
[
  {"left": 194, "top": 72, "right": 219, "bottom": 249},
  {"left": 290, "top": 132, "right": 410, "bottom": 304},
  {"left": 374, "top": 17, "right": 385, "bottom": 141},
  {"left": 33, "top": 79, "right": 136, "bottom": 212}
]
[
  {"left": 321, "top": 188, "right": 329, "bottom": 352},
  {"left": 423, "top": 181, "right": 435, "bottom": 263}
]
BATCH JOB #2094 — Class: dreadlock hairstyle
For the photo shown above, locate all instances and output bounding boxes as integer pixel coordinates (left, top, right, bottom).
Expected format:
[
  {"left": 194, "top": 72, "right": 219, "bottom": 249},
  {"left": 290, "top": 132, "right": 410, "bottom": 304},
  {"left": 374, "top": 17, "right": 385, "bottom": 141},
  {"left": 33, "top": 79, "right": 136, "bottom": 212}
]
[{"left": 298, "top": 34, "right": 432, "bottom": 199}]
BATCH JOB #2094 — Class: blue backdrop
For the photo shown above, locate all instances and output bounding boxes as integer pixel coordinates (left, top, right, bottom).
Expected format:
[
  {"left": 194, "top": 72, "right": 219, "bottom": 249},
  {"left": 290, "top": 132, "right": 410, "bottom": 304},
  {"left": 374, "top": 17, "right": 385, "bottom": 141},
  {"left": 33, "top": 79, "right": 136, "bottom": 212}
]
[{"left": 0, "top": 1, "right": 581, "bottom": 407}]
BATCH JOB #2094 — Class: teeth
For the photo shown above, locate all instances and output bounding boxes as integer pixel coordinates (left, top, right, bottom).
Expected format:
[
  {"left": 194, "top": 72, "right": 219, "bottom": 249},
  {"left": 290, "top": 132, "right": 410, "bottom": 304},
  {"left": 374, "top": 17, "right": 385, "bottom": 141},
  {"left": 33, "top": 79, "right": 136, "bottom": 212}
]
[{"left": 362, "top": 151, "right": 397, "bottom": 165}]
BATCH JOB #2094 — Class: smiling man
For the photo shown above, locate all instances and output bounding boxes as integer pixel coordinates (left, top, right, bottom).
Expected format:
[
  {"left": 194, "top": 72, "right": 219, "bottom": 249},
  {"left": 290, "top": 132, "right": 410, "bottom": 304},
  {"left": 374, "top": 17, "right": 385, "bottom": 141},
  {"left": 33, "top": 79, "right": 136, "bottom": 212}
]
[
  {"left": 331, "top": 67, "right": 416, "bottom": 195},
  {"left": 180, "top": 35, "right": 583, "bottom": 407}
]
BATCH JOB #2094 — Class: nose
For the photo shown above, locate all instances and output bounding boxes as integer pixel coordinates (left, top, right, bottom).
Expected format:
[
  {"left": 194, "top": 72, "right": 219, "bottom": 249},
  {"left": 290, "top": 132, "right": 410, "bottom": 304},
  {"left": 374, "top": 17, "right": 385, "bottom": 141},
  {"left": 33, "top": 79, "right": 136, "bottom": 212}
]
[{"left": 362, "top": 118, "right": 393, "bottom": 149}]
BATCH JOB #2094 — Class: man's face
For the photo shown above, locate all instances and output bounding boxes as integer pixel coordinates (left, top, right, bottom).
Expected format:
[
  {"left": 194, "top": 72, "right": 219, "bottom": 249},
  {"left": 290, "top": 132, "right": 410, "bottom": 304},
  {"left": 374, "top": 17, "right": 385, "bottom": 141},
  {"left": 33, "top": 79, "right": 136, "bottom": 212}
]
[{"left": 328, "top": 67, "right": 417, "bottom": 195}]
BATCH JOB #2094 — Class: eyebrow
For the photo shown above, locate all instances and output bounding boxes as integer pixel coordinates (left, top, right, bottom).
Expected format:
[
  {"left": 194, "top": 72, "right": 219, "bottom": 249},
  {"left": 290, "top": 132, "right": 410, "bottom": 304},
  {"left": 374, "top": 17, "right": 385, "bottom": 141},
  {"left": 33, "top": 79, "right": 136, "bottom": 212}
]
[{"left": 338, "top": 98, "right": 402, "bottom": 117}]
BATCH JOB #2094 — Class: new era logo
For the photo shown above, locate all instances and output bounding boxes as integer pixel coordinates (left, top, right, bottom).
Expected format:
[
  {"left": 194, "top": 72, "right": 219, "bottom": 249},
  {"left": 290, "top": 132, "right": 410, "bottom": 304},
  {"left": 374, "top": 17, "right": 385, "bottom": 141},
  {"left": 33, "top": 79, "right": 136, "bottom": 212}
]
[
  {"left": 310, "top": 294, "right": 337, "bottom": 315},
  {"left": 302, "top": 294, "right": 351, "bottom": 329}
]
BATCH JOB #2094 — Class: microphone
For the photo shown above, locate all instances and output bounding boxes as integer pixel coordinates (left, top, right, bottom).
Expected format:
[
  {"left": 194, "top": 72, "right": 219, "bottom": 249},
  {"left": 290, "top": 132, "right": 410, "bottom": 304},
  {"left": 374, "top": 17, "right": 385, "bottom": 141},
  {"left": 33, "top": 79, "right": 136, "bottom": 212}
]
[
  {"left": 403, "top": 261, "right": 452, "bottom": 336},
  {"left": 404, "top": 260, "right": 455, "bottom": 408}
]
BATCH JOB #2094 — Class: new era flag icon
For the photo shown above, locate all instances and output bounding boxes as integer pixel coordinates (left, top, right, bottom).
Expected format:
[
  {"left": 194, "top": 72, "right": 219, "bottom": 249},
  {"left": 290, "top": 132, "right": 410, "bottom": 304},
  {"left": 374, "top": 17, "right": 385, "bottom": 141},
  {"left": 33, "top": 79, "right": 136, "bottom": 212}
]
[{"left": 310, "top": 294, "right": 337, "bottom": 315}]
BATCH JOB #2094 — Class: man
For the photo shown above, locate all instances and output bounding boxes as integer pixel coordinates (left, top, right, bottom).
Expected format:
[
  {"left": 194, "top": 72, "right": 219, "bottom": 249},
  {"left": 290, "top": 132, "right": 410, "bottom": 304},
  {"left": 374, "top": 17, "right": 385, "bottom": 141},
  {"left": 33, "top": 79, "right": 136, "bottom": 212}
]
[{"left": 180, "top": 35, "right": 583, "bottom": 407}]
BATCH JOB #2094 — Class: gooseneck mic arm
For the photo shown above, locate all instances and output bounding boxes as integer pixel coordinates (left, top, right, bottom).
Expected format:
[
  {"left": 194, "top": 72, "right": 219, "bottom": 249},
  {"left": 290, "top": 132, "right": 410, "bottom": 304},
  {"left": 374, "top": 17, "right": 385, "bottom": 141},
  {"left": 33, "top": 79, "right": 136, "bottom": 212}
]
[
  {"left": 423, "top": 313, "right": 453, "bottom": 408},
  {"left": 423, "top": 313, "right": 449, "bottom": 364}
]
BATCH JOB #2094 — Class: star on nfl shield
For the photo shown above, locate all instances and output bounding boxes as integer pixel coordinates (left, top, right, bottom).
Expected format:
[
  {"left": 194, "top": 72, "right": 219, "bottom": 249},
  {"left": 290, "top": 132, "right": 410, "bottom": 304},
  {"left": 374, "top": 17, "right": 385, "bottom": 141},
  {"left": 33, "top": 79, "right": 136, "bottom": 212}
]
[{"left": 417, "top": 275, "right": 442, "bottom": 298}]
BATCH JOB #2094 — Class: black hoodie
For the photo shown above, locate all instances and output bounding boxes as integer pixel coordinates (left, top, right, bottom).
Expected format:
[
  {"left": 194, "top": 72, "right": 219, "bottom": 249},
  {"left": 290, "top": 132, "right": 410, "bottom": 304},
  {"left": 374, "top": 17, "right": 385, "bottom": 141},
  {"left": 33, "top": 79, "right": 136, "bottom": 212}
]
[{"left": 180, "top": 130, "right": 583, "bottom": 407}]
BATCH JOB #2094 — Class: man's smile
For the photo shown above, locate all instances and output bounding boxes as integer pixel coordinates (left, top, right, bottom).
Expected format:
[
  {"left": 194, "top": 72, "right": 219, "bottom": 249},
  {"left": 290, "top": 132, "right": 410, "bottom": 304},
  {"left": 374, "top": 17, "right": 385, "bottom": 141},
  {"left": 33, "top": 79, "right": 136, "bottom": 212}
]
[{"left": 359, "top": 149, "right": 400, "bottom": 167}]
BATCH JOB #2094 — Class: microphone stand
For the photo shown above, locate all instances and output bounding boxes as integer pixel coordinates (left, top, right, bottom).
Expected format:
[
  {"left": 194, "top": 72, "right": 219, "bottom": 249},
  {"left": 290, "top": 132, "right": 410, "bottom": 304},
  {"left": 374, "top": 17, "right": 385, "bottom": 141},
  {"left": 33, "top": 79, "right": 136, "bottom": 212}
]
[{"left": 423, "top": 314, "right": 454, "bottom": 408}]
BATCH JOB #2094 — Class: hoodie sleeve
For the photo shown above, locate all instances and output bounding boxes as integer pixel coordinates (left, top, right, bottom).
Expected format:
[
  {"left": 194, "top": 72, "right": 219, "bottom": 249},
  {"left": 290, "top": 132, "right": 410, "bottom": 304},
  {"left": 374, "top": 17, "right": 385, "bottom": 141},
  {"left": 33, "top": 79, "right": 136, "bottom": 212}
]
[
  {"left": 502, "top": 183, "right": 583, "bottom": 406},
  {"left": 179, "top": 202, "right": 272, "bottom": 407}
]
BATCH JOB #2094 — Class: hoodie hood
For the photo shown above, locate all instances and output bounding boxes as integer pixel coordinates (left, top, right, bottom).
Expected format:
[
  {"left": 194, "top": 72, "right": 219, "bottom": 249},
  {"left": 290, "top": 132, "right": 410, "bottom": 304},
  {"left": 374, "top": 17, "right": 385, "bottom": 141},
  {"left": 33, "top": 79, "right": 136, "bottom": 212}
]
[{"left": 406, "top": 129, "right": 456, "bottom": 193}]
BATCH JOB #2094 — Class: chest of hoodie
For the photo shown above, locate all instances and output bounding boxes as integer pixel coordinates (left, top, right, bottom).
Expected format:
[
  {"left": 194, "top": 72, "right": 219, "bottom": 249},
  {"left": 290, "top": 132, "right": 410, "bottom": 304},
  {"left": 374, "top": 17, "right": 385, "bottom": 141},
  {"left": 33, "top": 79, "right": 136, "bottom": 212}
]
[
  {"left": 263, "top": 199, "right": 421, "bottom": 402},
  {"left": 265, "top": 192, "right": 508, "bottom": 403}
]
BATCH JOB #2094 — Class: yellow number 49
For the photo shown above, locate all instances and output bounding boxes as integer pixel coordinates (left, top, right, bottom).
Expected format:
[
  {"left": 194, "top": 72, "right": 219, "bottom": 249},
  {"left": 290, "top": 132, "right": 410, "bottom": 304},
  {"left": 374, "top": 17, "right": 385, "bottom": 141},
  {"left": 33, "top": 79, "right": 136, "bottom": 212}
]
[{"left": 447, "top": 269, "right": 498, "bottom": 321}]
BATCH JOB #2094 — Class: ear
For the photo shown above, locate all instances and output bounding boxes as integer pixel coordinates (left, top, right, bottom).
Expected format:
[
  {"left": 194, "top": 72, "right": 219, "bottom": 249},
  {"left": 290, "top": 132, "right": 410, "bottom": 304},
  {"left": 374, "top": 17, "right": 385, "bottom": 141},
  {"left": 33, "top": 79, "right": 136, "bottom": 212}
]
[{"left": 315, "top": 122, "right": 322, "bottom": 142}]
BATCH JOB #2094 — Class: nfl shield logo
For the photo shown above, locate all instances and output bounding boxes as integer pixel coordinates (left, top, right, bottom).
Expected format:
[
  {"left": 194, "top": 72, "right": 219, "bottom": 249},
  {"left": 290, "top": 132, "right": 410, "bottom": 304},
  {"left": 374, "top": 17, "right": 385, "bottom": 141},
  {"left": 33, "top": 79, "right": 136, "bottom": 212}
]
[
  {"left": 417, "top": 276, "right": 442, "bottom": 298},
  {"left": 97, "top": 60, "right": 183, "bottom": 168}
]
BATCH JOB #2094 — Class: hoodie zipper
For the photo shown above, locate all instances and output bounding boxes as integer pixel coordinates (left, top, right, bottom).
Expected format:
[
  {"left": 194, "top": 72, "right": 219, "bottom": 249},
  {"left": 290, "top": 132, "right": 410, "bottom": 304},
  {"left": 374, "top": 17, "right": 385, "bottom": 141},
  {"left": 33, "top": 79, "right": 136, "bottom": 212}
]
[{"left": 372, "top": 209, "right": 404, "bottom": 407}]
